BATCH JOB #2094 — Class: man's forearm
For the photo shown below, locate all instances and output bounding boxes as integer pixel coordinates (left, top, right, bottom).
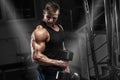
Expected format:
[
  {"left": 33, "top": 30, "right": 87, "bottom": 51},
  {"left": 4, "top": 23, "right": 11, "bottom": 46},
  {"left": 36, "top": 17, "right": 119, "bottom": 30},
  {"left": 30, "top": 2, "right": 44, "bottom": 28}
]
[
  {"left": 34, "top": 51, "right": 68, "bottom": 68},
  {"left": 50, "top": 59, "right": 68, "bottom": 68}
]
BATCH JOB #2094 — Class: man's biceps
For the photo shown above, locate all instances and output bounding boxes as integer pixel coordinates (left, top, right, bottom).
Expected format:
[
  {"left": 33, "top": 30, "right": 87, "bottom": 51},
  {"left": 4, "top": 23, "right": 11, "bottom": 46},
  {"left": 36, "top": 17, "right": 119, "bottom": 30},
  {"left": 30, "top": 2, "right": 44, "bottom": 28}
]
[
  {"left": 31, "top": 40, "right": 36, "bottom": 48},
  {"left": 31, "top": 43, "right": 39, "bottom": 51},
  {"left": 32, "top": 40, "right": 40, "bottom": 46}
]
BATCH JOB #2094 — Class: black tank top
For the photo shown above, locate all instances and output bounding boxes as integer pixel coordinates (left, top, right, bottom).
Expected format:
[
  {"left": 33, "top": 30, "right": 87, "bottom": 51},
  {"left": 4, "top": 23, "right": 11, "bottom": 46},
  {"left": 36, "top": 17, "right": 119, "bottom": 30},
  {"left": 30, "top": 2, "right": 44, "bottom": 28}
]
[
  {"left": 39, "top": 21, "right": 65, "bottom": 71},
  {"left": 41, "top": 21, "right": 65, "bottom": 50}
]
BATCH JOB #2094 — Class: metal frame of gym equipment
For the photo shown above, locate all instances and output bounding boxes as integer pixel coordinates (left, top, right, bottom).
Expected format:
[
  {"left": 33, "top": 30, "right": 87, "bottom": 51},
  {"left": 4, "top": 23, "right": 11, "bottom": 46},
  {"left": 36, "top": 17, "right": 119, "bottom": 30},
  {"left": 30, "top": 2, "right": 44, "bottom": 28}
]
[
  {"left": 83, "top": 0, "right": 99, "bottom": 80},
  {"left": 102, "top": 0, "right": 120, "bottom": 80},
  {"left": 83, "top": 0, "right": 120, "bottom": 80}
]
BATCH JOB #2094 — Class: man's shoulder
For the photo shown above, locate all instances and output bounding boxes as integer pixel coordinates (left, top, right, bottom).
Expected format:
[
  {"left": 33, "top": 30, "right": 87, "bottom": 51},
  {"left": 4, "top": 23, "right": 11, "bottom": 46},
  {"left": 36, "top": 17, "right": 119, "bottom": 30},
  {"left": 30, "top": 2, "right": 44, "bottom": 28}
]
[
  {"left": 32, "top": 25, "right": 49, "bottom": 42},
  {"left": 36, "top": 25, "right": 44, "bottom": 29},
  {"left": 34, "top": 25, "right": 47, "bottom": 35}
]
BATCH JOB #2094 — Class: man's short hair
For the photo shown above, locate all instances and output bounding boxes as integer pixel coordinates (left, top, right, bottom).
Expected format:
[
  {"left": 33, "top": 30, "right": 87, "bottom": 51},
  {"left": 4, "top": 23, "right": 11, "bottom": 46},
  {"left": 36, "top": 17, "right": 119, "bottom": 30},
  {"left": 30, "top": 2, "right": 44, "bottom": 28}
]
[{"left": 43, "top": 1, "right": 60, "bottom": 15}]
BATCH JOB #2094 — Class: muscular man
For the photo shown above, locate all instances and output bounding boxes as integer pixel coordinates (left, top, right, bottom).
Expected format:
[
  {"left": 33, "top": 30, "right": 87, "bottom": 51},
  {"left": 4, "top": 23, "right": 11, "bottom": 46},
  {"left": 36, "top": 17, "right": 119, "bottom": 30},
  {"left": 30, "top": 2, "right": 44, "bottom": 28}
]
[{"left": 31, "top": 1, "right": 70, "bottom": 80}]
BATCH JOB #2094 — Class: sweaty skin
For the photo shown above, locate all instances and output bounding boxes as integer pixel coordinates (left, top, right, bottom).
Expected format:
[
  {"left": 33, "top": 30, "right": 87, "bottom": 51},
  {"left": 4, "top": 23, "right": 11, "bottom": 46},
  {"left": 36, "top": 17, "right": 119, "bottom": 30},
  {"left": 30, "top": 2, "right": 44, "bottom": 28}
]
[
  {"left": 31, "top": 9, "right": 70, "bottom": 72},
  {"left": 31, "top": 25, "right": 69, "bottom": 69}
]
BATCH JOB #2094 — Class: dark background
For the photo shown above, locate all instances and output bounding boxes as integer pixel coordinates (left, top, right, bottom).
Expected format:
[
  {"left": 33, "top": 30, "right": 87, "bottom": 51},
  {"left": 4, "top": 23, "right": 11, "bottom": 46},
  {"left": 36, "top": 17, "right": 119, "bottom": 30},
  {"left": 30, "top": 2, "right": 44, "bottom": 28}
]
[{"left": 0, "top": 0, "right": 120, "bottom": 80}]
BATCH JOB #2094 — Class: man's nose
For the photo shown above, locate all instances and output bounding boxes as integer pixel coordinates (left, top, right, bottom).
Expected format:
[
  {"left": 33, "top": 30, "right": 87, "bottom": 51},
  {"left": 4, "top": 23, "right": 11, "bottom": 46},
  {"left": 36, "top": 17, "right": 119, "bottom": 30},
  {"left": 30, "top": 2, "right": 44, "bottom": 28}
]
[{"left": 49, "top": 18, "right": 53, "bottom": 22}]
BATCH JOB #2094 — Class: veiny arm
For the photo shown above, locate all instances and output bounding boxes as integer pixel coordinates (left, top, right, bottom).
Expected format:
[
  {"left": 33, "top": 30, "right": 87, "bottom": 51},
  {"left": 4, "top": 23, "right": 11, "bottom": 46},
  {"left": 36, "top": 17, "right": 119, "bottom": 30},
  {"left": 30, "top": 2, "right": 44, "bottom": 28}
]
[{"left": 31, "top": 25, "right": 68, "bottom": 68}]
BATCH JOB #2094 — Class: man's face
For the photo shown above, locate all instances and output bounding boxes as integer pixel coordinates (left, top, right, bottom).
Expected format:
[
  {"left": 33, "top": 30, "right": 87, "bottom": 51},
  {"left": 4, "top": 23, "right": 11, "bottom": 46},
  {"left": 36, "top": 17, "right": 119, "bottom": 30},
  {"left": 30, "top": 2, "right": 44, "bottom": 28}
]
[{"left": 43, "top": 10, "right": 59, "bottom": 26}]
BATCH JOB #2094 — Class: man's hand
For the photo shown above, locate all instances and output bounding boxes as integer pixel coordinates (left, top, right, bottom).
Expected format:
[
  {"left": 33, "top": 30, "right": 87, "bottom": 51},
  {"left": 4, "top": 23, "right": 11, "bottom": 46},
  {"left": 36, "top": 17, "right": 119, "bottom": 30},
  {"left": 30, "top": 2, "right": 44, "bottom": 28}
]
[{"left": 65, "top": 65, "right": 70, "bottom": 73}]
